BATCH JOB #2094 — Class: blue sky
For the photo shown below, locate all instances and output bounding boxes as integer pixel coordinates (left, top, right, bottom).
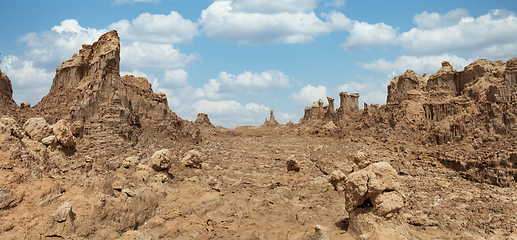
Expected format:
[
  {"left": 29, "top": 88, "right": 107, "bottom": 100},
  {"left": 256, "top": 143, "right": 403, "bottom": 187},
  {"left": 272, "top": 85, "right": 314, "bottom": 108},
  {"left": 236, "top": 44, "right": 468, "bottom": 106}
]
[{"left": 1, "top": 0, "right": 516, "bottom": 128}]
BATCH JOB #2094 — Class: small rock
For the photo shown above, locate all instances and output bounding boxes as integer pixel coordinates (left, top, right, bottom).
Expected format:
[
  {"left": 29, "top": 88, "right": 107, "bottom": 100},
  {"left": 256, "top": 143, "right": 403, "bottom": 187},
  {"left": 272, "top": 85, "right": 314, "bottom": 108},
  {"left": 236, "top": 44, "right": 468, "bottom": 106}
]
[
  {"left": 181, "top": 150, "right": 202, "bottom": 169},
  {"left": 327, "top": 170, "right": 346, "bottom": 191},
  {"left": 286, "top": 155, "right": 300, "bottom": 172},
  {"left": 70, "top": 121, "right": 84, "bottom": 136},
  {"left": 42, "top": 135, "right": 57, "bottom": 146},
  {"left": 0, "top": 189, "right": 16, "bottom": 209},
  {"left": 123, "top": 156, "right": 139, "bottom": 168},
  {"left": 20, "top": 102, "right": 30, "bottom": 109},
  {"left": 353, "top": 151, "right": 370, "bottom": 169},
  {"left": 51, "top": 202, "right": 74, "bottom": 223}
]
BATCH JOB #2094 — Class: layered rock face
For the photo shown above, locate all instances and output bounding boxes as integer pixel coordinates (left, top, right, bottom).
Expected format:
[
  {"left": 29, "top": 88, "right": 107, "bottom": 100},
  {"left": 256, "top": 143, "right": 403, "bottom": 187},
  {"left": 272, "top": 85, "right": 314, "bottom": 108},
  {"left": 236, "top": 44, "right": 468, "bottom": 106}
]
[
  {"left": 0, "top": 59, "right": 18, "bottom": 115},
  {"left": 33, "top": 30, "right": 198, "bottom": 142}
]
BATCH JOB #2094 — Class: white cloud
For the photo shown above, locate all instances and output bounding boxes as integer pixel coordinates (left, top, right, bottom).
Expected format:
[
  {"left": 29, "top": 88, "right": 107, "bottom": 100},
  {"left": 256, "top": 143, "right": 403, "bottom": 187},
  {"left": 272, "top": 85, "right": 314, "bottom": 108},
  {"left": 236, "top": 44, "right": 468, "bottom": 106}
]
[
  {"left": 1, "top": 55, "right": 54, "bottom": 105},
  {"left": 324, "top": 0, "right": 346, "bottom": 8},
  {"left": 199, "top": 0, "right": 350, "bottom": 44},
  {"left": 398, "top": 9, "right": 517, "bottom": 56},
  {"left": 358, "top": 54, "right": 472, "bottom": 76},
  {"left": 162, "top": 69, "right": 188, "bottom": 88},
  {"left": 290, "top": 84, "right": 328, "bottom": 106},
  {"left": 337, "top": 80, "right": 388, "bottom": 106},
  {"left": 413, "top": 8, "right": 469, "bottom": 30},
  {"left": 341, "top": 21, "right": 397, "bottom": 50},
  {"left": 19, "top": 19, "right": 106, "bottom": 69},
  {"left": 192, "top": 99, "right": 270, "bottom": 127},
  {"left": 276, "top": 112, "right": 298, "bottom": 123},
  {"left": 232, "top": 0, "right": 318, "bottom": 13},
  {"left": 217, "top": 70, "right": 291, "bottom": 89},
  {"left": 109, "top": 11, "right": 199, "bottom": 44},
  {"left": 112, "top": 0, "right": 160, "bottom": 5},
  {"left": 120, "top": 41, "right": 199, "bottom": 70}
]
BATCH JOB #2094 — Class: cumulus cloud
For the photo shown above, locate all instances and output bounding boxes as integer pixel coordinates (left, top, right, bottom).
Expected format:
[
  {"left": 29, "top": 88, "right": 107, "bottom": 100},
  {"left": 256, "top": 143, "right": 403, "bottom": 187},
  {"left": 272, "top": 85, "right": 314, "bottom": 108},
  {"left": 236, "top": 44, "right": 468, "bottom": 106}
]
[
  {"left": 192, "top": 99, "right": 270, "bottom": 127},
  {"left": 337, "top": 80, "right": 388, "bottom": 106},
  {"left": 290, "top": 84, "right": 328, "bottom": 106},
  {"left": 276, "top": 112, "right": 298, "bottom": 123},
  {"left": 0, "top": 55, "right": 55, "bottom": 105},
  {"left": 398, "top": 9, "right": 517, "bottom": 56},
  {"left": 199, "top": 0, "right": 350, "bottom": 44},
  {"left": 413, "top": 8, "right": 469, "bottom": 29},
  {"left": 358, "top": 54, "right": 472, "bottom": 76},
  {"left": 162, "top": 69, "right": 188, "bottom": 88},
  {"left": 120, "top": 41, "right": 199, "bottom": 70},
  {"left": 232, "top": 0, "right": 319, "bottom": 13},
  {"left": 217, "top": 70, "right": 291, "bottom": 89},
  {"left": 341, "top": 21, "right": 398, "bottom": 50},
  {"left": 324, "top": 0, "right": 346, "bottom": 8},
  {"left": 19, "top": 19, "right": 106, "bottom": 69},
  {"left": 109, "top": 11, "right": 199, "bottom": 44}
]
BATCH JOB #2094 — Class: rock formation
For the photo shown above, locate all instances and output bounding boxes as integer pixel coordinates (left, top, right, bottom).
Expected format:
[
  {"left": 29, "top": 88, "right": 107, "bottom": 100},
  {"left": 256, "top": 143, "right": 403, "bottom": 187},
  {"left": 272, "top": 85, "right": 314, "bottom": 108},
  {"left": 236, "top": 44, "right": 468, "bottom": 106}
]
[
  {"left": 0, "top": 56, "right": 18, "bottom": 116},
  {"left": 345, "top": 162, "right": 407, "bottom": 239},
  {"left": 33, "top": 30, "right": 199, "bottom": 142},
  {"left": 262, "top": 109, "right": 280, "bottom": 127}
]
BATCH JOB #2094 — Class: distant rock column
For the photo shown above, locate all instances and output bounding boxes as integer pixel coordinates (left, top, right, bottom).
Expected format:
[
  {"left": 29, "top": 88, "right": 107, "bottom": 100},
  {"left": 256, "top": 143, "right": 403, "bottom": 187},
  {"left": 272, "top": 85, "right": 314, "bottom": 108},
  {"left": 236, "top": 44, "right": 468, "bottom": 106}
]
[
  {"left": 327, "top": 96, "right": 335, "bottom": 113},
  {"left": 339, "top": 92, "right": 360, "bottom": 111}
]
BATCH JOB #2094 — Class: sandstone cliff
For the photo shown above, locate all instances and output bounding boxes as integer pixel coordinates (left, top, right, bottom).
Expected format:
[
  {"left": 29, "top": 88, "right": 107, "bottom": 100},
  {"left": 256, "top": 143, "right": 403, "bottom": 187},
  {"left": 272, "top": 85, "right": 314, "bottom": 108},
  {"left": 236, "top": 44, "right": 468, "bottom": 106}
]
[
  {"left": 0, "top": 57, "right": 18, "bottom": 116},
  {"left": 32, "top": 30, "right": 199, "bottom": 142}
]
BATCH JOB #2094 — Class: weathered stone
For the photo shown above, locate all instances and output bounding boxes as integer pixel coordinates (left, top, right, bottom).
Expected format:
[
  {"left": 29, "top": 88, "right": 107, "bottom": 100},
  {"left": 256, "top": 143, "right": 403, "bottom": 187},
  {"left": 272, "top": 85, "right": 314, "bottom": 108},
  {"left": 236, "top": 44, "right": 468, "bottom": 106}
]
[
  {"left": 181, "top": 150, "right": 202, "bottom": 169},
  {"left": 344, "top": 162, "right": 400, "bottom": 213},
  {"left": 0, "top": 189, "right": 16, "bottom": 209},
  {"left": 20, "top": 102, "right": 30, "bottom": 109},
  {"left": 353, "top": 151, "right": 370, "bottom": 169},
  {"left": 70, "top": 120, "right": 84, "bottom": 135},
  {"left": 23, "top": 118, "right": 53, "bottom": 141},
  {"left": 0, "top": 118, "right": 25, "bottom": 138},
  {"left": 52, "top": 119, "right": 75, "bottom": 147},
  {"left": 150, "top": 149, "right": 172, "bottom": 171},
  {"left": 46, "top": 202, "right": 75, "bottom": 238},
  {"left": 339, "top": 92, "right": 359, "bottom": 111},
  {"left": 123, "top": 156, "right": 139, "bottom": 168},
  {"left": 42, "top": 135, "right": 57, "bottom": 146},
  {"left": 286, "top": 155, "right": 300, "bottom": 172}
]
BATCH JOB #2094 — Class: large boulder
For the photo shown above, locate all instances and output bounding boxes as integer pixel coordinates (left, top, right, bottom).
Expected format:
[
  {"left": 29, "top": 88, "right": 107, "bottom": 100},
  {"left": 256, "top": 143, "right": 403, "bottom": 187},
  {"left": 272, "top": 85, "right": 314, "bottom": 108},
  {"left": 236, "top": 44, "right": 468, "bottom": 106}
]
[
  {"left": 23, "top": 118, "right": 53, "bottom": 141},
  {"left": 344, "top": 162, "right": 407, "bottom": 239},
  {"left": 150, "top": 149, "right": 172, "bottom": 171},
  {"left": 52, "top": 119, "right": 75, "bottom": 147}
]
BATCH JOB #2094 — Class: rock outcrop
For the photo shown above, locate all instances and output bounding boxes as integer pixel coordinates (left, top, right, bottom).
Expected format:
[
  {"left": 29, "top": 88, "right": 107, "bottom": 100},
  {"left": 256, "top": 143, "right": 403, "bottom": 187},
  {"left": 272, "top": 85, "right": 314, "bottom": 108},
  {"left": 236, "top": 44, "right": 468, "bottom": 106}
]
[
  {"left": 0, "top": 57, "right": 18, "bottom": 116},
  {"left": 262, "top": 109, "right": 280, "bottom": 127},
  {"left": 345, "top": 162, "right": 407, "bottom": 239},
  {"left": 33, "top": 30, "right": 199, "bottom": 142}
]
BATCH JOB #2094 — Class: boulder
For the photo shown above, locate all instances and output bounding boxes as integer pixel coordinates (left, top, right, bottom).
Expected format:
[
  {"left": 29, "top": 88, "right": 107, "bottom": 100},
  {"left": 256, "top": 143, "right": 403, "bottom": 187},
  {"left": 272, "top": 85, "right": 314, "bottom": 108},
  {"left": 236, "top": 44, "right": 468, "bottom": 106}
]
[
  {"left": 45, "top": 202, "right": 75, "bottom": 238},
  {"left": 344, "top": 162, "right": 401, "bottom": 213},
  {"left": 52, "top": 119, "right": 75, "bottom": 147},
  {"left": 23, "top": 117, "right": 53, "bottom": 141},
  {"left": 345, "top": 162, "right": 407, "bottom": 239},
  {"left": 181, "top": 150, "right": 202, "bottom": 169},
  {"left": 70, "top": 120, "right": 84, "bottom": 135},
  {"left": 327, "top": 170, "right": 346, "bottom": 191},
  {"left": 150, "top": 149, "right": 172, "bottom": 171},
  {"left": 0, "top": 118, "right": 25, "bottom": 138}
]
